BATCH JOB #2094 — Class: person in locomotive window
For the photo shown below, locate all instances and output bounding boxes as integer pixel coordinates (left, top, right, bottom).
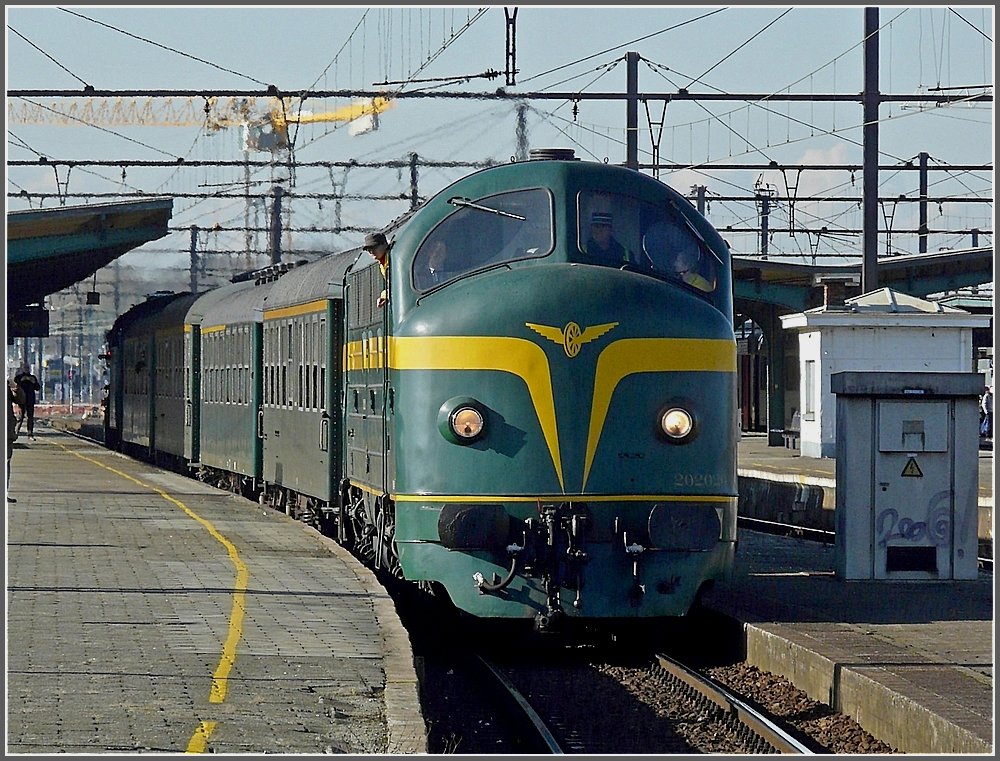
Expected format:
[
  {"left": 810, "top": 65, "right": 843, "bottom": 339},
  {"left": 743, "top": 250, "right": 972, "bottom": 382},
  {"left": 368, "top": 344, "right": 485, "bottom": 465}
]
[
  {"left": 670, "top": 244, "right": 714, "bottom": 291},
  {"left": 363, "top": 232, "right": 391, "bottom": 307},
  {"left": 584, "top": 211, "right": 629, "bottom": 264},
  {"left": 424, "top": 239, "right": 452, "bottom": 287}
]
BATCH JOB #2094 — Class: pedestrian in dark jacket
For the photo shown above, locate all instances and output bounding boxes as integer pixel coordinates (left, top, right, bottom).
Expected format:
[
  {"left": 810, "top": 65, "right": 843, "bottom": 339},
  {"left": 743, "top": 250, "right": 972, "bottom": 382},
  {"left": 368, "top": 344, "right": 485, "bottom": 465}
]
[
  {"left": 981, "top": 385, "right": 993, "bottom": 439},
  {"left": 8, "top": 380, "right": 20, "bottom": 502},
  {"left": 14, "top": 364, "right": 40, "bottom": 440}
]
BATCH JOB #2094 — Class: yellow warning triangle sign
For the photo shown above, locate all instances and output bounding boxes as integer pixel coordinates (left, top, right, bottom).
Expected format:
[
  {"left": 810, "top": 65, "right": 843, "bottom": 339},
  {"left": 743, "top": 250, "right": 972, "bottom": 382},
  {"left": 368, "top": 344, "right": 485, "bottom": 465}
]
[{"left": 901, "top": 457, "right": 923, "bottom": 477}]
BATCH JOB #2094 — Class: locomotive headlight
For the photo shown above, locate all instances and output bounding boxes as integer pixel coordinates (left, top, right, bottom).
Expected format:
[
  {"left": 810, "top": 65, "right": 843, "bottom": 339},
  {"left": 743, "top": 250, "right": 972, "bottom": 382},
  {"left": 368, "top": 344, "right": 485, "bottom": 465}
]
[
  {"left": 660, "top": 407, "right": 694, "bottom": 440},
  {"left": 439, "top": 397, "right": 487, "bottom": 444},
  {"left": 451, "top": 407, "right": 484, "bottom": 439}
]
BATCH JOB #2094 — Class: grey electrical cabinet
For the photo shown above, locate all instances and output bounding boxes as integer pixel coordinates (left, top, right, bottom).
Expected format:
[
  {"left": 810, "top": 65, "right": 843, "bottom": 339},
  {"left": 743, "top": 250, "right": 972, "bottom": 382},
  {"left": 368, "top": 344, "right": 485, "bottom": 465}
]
[{"left": 831, "top": 371, "right": 984, "bottom": 581}]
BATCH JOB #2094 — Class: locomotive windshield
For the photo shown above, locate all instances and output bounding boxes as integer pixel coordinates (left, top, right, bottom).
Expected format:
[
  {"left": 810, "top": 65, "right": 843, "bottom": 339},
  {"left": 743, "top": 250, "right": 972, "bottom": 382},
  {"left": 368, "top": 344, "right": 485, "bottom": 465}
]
[
  {"left": 413, "top": 188, "right": 553, "bottom": 292},
  {"left": 577, "top": 190, "right": 719, "bottom": 293}
]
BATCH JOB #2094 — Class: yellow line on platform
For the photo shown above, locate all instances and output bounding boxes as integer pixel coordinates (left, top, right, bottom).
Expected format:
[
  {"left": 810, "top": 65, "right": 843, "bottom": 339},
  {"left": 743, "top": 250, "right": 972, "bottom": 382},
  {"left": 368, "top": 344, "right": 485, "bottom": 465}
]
[
  {"left": 55, "top": 441, "right": 249, "bottom": 753},
  {"left": 186, "top": 721, "right": 218, "bottom": 753}
]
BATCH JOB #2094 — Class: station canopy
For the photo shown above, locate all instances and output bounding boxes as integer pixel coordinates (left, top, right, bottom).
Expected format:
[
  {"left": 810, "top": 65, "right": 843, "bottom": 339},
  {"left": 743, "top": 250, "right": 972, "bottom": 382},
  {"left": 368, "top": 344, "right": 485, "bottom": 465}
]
[
  {"left": 6, "top": 197, "right": 173, "bottom": 336},
  {"left": 732, "top": 246, "right": 993, "bottom": 311}
]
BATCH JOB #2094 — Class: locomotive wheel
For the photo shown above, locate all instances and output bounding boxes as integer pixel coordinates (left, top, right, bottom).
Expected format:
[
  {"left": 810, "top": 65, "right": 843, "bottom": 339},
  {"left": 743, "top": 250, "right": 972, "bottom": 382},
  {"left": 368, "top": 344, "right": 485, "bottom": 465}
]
[
  {"left": 337, "top": 483, "right": 354, "bottom": 547},
  {"left": 300, "top": 497, "right": 323, "bottom": 530},
  {"left": 373, "top": 498, "right": 402, "bottom": 578},
  {"left": 348, "top": 491, "right": 375, "bottom": 564}
]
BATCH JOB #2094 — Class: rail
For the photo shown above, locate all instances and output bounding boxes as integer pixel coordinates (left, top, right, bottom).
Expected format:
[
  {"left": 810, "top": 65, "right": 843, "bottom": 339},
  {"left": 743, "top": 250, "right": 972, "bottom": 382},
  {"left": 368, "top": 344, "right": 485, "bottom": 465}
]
[
  {"left": 655, "top": 653, "right": 814, "bottom": 755},
  {"left": 475, "top": 655, "right": 564, "bottom": 754}
]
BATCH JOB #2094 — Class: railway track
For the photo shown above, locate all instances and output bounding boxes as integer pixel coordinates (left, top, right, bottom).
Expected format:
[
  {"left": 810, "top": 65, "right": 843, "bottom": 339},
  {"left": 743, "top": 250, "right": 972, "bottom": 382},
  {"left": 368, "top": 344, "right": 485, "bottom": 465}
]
[
  {"left": 471, "top": 651, "right": 815, "bottom": 754},
  {"left": 475, "top": 656, "right": 564, "bottom": 754},
  {"left": 653, "top": 653, "right": 813, "bottom": 754}
]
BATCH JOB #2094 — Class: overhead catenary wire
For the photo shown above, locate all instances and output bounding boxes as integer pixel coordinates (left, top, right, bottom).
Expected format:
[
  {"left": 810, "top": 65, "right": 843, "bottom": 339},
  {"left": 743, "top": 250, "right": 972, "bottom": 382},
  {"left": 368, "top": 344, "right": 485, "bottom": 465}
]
[
  {"left": 519, "top": 7, "right": 727, "bottom": 86},
  {"left": 948, "top": 8, "right": 992, "bottom": 42},
  {"left": 686, "top": 8, "right": 794, "bottom": 89},
  {"left": 58, "top": 7, "right": 271, "bottom": 87},
  {"left": 7, "top": 25, "right": 91, "bottom": 88}
]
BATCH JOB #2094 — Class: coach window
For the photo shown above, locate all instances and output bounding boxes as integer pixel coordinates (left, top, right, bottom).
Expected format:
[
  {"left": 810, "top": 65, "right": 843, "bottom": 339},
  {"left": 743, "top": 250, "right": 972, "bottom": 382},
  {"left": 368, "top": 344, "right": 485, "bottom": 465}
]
[
  {"left": 296, "top": 322, "right": 304, "bottom": 408},
  {"left": 303, "top": 318, "right": 311, "bottom": 409},
  {"left": 236, "top": 328, "right": 243, "bottom": 405},
  {"left": 262, "top": 326, "right": 270, "bottom": 405},
  {"left": 224, "top": 332, "right": 230, "bottom": 404},
  {"left": 233, "top": 330, "right": 239, "bottom": 402},
  {"left": 273, "top": 325, "right": 279, "bottom": 406},
  {"left": 242, "top": 326, "right": 249, "bottom": 404},
  {"left": 204, "top": 338, "right": 210, "bottom": 403},
  {"left": 412, "top": 188, "right": 553, "bottom": 292},
  {"left": 319, "top": 316, "right": 327, "bottom": 410},
  {"left": 203, "top": 337, "right": 210, "bottom": 403},
  {"left": 279, "top": 321, "right": 287, "bottom": 407},
  {"left": 201, "top": 339, "right": 207, "bottom": 402},
  {"left": 270, "top": 324, "right": 278, "bottom": 407},
  {"left": 309, "top": 317, "right": 318, "bottom": 410}
]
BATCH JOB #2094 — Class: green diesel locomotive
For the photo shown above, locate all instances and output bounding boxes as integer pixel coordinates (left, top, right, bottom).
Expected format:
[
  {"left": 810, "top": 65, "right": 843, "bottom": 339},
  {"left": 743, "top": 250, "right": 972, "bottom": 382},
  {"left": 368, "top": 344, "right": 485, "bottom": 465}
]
[{"left": 106, "top": 148, "right": 737, "bottom": 630}]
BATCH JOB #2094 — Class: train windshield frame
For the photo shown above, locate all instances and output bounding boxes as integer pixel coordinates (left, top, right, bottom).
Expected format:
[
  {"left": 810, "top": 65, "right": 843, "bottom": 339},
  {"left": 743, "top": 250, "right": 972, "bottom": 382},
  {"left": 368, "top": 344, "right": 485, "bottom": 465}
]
[
  {"left": 412, "top": 187, "right": 554, "bottom": 292},
  {"left": 577, "top": 190, "right": 720, "bottom": 294}
]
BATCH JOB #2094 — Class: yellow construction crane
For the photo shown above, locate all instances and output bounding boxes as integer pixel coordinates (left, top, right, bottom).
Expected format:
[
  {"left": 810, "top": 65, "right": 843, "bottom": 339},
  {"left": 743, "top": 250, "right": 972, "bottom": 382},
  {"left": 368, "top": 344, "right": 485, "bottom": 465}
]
[{"left": 7, "top": 95, "right": 394, "bottom": 153}]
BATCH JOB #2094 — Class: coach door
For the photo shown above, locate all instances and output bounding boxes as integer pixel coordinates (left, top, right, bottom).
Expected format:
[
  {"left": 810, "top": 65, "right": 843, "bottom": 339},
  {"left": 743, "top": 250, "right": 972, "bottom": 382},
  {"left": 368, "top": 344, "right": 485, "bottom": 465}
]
[
  {"left": 183, "top": 324, "right": 201, "bottom": 464},
  {"left": 345, "top": 262, "right": 388, "bottom": 494}
]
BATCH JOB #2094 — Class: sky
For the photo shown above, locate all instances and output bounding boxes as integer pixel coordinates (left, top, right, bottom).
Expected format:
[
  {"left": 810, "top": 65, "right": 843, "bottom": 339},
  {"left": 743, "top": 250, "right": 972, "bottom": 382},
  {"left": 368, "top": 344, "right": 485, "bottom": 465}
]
[{"left": 5, "top": 4, "right": 995, "bottom": 300}]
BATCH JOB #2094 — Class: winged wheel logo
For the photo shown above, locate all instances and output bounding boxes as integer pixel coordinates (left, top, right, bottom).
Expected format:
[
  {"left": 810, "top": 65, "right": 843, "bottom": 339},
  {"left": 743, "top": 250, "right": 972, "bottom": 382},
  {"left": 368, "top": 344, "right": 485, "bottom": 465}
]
[{"left": 526, "top": 321, "right": 618, "bottom": 358}]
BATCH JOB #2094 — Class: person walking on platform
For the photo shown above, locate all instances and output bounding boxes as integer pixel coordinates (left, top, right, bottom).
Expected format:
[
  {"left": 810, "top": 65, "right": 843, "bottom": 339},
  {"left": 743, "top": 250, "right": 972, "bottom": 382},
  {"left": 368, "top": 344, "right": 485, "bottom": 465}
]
[
  {"left": 980, "top": 385, "right": 993, "bottom": 441},
  {"left": 14, "top": 364, "right": 40, "bottom": 440},
  {"left": 7, "top": 379, "right": 20, "bottom": 502}
]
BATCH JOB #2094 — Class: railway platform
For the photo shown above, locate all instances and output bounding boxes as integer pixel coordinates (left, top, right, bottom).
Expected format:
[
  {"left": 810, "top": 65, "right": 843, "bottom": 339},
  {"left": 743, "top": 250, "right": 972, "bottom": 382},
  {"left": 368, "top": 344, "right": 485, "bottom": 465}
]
[
  {"left": 4, "top": 429, "right": 426, "bottom": 755},
  {"left": 702, "top": 433, "right": 994, "bottom": 754}
]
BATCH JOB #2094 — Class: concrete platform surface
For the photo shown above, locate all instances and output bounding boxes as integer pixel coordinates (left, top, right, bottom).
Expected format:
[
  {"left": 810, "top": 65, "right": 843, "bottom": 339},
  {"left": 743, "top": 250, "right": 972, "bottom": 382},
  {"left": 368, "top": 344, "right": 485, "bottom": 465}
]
[{"left": 5, "top": 430, "right": 426, "bottom": 754}]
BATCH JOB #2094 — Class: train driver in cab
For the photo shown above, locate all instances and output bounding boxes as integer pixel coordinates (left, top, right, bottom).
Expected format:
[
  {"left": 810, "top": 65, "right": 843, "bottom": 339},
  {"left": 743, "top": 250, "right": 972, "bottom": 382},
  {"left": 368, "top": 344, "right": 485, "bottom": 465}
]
[
  {"left": 423, "top": 239, "right": 451, "bottom": 287},
  {"left": 584, "top": 211, "right": 630, "bottom": 265},
  {"left": 671, "top": 244, "right": 715, "bottom": 291},
  {"left": 364, "top": 232, "right": 391, "bottom": 307}
]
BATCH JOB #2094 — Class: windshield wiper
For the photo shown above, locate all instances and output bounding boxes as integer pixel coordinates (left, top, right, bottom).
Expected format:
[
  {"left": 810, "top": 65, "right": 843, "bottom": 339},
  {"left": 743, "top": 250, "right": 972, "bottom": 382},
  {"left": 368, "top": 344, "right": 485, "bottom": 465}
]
[{"left": 448, "top": 196, "right": 525, "bottom": 220}]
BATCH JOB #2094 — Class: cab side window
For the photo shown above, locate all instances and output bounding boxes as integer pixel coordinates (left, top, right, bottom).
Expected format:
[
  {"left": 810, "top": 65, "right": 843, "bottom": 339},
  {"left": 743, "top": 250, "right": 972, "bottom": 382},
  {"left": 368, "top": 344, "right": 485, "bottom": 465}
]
[{"left": 413, "top": 188, "right": 553, "bottom": 292}]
